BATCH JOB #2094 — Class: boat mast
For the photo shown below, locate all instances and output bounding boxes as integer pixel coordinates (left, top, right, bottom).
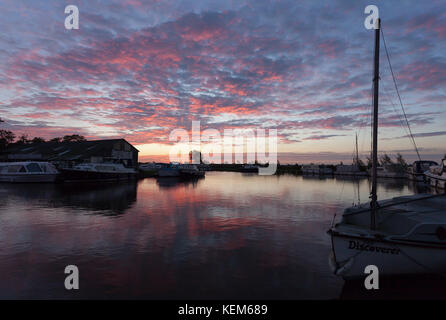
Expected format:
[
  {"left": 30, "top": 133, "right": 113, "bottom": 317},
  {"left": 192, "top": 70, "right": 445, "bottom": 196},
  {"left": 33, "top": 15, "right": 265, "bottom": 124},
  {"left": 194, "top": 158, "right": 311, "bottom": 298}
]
[
  {"left": 370, "top": 18, "right": 380, "bottom": 230},
  {"left": 355, "top": 132, "right": 359, "bottom": 166}
]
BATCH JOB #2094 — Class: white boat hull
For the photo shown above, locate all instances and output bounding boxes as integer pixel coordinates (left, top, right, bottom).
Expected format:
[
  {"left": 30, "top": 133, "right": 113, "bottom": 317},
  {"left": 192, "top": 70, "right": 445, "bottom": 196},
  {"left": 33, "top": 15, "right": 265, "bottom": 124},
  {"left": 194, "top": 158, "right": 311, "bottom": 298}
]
[
  {"left": 330, "top": 232, "right": 446, "bottom": 279},
  {"left": 425, "top": 172, "right": 446, "bottom": 189}
]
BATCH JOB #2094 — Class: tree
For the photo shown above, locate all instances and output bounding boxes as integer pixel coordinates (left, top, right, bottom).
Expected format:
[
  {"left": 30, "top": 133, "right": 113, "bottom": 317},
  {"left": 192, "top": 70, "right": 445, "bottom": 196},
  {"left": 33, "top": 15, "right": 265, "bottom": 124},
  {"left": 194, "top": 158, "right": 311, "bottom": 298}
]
[
  {"left": 366, "top": 156, "right": 372, "bottom": 169},
  {"left": 0, "top": 129, "right": 15, "bottom": 151},
  {"left": 379, "top": 153, "right": 393, "bottom": 167},
  {"left": 16, "top": 134, "right": 30, "bottom": 145},
  {"left": 395, "top": 153, "right": 407, "bottom": 168},
  {"left": 31, "top": 137, "right": 45, "bottom": 144},
  {"left": 357, "top": 158, "right": 366, "bottom": 170},
  {"left": 63, "top": 134, "right": 86, "bottom": 142},
  {"left": 49, "top": 137, "right": 62, "bottom": 143}
]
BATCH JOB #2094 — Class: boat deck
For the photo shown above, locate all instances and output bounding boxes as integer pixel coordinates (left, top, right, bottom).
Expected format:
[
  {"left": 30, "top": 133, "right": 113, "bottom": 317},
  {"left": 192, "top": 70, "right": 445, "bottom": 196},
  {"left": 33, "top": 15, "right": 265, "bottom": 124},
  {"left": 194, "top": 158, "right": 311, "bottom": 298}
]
[{"left": 337, "top": 194, "right": 446, "bottom": 239}]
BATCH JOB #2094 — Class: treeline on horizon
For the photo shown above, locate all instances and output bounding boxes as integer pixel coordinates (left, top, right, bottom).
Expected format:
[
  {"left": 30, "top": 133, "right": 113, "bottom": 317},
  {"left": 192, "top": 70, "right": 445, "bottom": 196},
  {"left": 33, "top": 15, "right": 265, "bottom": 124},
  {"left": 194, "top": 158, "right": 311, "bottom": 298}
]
[
  {"left": 205, "top": 154, "right": 413, "bottom": 175},
  {"left": 203, "top": 153, "right": 416, "bottom": 172},
  {"left": 0, "top": 118, "right": 86, "bottom": 151}
]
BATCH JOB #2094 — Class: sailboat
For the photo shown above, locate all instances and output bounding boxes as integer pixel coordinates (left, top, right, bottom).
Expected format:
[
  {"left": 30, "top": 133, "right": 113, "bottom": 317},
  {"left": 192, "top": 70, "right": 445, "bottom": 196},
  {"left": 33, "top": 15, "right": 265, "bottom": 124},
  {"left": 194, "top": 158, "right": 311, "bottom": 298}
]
[
  {"left": 335, "top": 133, "right": 367, "bottom": 176},
  {"left": 328, "top": 18, "right": 446, "bottom": 279}
]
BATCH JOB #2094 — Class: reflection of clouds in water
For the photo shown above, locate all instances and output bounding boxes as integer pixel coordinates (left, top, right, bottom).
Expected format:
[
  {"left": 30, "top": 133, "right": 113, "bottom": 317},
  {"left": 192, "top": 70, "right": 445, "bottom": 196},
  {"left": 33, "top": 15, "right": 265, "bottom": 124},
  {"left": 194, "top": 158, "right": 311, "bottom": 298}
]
[{"left": 0, "top": 172, "right": 433, "bottom": 299}]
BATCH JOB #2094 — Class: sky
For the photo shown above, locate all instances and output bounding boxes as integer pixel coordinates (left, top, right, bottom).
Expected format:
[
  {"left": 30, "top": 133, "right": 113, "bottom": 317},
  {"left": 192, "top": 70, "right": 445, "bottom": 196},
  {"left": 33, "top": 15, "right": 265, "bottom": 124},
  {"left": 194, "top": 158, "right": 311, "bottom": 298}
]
[{"left": 0, "top": 0, "right": 445, "bottom": 163}]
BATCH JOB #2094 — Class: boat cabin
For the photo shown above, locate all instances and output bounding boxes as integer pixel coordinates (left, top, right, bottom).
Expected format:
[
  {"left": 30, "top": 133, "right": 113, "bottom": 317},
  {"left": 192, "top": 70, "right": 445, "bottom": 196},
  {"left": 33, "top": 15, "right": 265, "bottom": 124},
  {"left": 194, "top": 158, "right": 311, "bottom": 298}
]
[
  {"left": 411, "top": 160, "right": 438, "bottom": 174},
  {"left": 0, "top": 162, "right": 58, "bottom": 174}
]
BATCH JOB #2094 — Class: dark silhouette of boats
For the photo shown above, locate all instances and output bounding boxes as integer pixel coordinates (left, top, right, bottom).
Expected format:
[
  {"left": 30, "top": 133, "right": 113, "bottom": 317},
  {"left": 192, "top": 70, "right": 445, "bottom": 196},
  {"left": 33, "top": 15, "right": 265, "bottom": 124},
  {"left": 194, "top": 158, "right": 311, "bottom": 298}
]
[{"left": 60, "top": 163, "right": 137, "bottom": 182}]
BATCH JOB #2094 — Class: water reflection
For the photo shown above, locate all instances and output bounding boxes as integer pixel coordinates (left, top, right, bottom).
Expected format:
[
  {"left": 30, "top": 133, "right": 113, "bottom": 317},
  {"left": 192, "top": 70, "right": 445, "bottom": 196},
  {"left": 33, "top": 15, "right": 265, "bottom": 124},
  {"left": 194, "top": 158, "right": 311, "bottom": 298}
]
[
  {"left": 1, "top": 182, "right": 137, "bottom": 215},
  {"left": 155, "top": 176, "right": 204, "bottom": 189},
  {"left": 0, "top": 173, "right": 437, "bottom": 299}
]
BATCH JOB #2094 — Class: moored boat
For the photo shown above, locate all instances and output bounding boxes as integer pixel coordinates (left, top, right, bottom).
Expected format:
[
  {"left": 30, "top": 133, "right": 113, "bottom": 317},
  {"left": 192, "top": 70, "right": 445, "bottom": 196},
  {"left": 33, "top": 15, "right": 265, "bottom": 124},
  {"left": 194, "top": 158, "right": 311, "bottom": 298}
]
[
  {"left": 61, "top": 163, "right": 137, "bottom": 182},
  {"left": 158, "top": 163, "right": 181, "bottom": 177},
  {"left": 139, "top": 162, "right": 161, "bottom": 177},
  {"left": 179, "top": 164, "right": 205, "bottom": 177},
  {"left": 335, "top": 134, "right": 367, "bottom": 177},
  {"left": 407, "top": 160, "right": 438, "bottom": 182},
  {"left": 328, "top": 16, "right": 446, "bottom": 279},
  {"left": 302, "top": 164, "right": 333, "bottom": 175},
  {"left": 302, "top": 164, "right": 319, "bottom": 175},
  {"left": 0, "top": 161, "right": 59, "bottom": 183},
  {"left": 425, "top": 159, "right": 446, "bottom": 189},
  {"left": 329, "top": 194, "right": 446, "bottom": 278},
  {"left": 240, "top": 164, "right": 258, "bottom": 173}
]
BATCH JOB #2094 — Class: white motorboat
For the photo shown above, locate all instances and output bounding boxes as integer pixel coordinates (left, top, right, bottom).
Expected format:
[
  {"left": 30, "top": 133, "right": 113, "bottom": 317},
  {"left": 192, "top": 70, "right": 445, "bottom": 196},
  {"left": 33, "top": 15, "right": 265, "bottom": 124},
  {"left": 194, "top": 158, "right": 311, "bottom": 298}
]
[
  {"left": 425, "top": 159, "right": 446, "bottom": 189},
  {"left": 328, "top": 18, "right": 446, "bottom": 279},
  {"left": 61, "top": 163, "right": 137, "bottom": 182},
  {"left": 335, "top": 134, "right": 368, "bottom": 177},
  {"left": 139, "top": 162, "right": 162, "bottom": 177},
  {"left": 158, "top": 163, "right": 181, "bottom": 177},
  {"left": 157, "top": 163, "right": 205, "bottom": 178},
  {"left": 302, "top": 164, "right": 333, "bottom": 175},
  {"left": 179, "top": 164, "right": 205, "bottom": 177},
  {"left": 335, "top": 165, "right": 367, "bottom": 176},
  {"left": 407, "top": 160, "right": 438, "bottom": 182},
  {"left": 240, "top": 164, "right": 258, "bottom": 173},
  {"left": 301, "top": 164, "right": 318, "bottom": 175},
  {"left": 0, "top": 161, "right": 59, "bottom": 183}
]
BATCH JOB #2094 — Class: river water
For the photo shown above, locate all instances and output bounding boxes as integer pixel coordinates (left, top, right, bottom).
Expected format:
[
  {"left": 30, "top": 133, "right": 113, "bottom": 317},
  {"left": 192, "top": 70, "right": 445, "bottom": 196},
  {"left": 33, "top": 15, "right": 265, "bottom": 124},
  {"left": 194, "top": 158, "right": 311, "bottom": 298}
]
[{"left": 0, "top": 172, "right": 440, "bottom": 299}]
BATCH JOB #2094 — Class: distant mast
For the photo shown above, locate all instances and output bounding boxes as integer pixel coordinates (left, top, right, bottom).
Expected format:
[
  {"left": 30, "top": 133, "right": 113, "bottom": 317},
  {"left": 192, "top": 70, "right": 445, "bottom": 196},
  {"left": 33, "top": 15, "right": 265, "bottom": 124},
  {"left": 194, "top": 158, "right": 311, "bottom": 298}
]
[
  {"left": 370, "top": 18, "right": 381, "bottom": 230},
  {"left": 355, "top": 132, "right": 359, "bottom": 166}
]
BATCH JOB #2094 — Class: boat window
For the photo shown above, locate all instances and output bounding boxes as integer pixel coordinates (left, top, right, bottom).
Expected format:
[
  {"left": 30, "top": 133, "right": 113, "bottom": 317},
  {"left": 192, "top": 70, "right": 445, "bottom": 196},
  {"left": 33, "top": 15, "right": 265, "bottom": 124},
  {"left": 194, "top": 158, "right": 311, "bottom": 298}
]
[
  {"left": 26, "top": 163, "right": 42, "bottom": 173},
  {"left": 7, "top": 165, "right": 25, "bottom": 173}
]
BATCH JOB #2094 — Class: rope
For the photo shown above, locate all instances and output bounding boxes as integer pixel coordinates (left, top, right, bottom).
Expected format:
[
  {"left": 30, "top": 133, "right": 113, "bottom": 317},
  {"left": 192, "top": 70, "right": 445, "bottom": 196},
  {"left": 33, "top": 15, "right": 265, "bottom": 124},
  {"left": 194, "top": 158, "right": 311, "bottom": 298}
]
[
  {"left": 381, "top": 79, "right": 411, "bottom": 141},
  {"left": 380, "top": 25, "right": 421, "bottom": 161}
]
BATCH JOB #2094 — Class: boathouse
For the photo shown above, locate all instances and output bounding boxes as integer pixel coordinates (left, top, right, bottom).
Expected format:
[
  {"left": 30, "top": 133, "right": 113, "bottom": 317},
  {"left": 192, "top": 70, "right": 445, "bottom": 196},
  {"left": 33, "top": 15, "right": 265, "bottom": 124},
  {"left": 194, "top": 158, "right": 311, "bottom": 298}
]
[{"left": 3, "top": 139, "right": 139, "bottom": 168}]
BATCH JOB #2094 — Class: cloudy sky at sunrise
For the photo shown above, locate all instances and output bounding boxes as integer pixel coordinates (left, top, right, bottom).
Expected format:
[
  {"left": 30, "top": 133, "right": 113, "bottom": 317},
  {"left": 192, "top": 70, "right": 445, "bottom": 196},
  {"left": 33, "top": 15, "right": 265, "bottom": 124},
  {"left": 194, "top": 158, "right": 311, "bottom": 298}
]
[{"left": 0, "top": 0, "right": 445, "bottom": 163}]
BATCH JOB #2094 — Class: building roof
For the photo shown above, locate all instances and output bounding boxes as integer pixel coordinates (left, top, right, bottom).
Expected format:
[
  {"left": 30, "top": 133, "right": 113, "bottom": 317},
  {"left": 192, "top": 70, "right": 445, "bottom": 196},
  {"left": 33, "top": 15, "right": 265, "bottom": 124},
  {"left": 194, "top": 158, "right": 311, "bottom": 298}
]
[{"left": 5, "top": 139, "right": 139, "bottom": 161}]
